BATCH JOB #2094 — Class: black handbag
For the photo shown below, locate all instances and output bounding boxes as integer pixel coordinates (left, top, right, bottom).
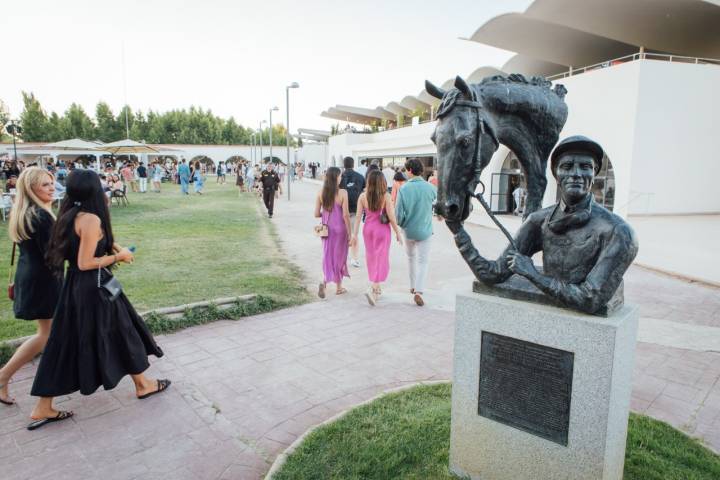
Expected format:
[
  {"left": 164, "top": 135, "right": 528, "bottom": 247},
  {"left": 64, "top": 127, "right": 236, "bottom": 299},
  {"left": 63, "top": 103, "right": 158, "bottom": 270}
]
[{"left": 97, "top": 265, "right": 123, "bottom": 301}]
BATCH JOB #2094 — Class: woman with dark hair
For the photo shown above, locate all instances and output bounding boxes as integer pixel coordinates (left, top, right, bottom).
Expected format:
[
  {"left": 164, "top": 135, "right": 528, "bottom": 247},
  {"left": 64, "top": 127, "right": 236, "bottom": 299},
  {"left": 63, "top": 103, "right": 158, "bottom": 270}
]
[
  {"left": 351, "top": 170, "right": 402, "bottom": 306},
  {"left": 27, "top": 169, "right": 168, "bottom": 430},
  {"left": 390, "top": 170, "right": 406, "bottom": 204},
  {"left": 1, "top": 168, "right": 62, "bottom": 405},
  {"left": 314, "top": 166, "right": 350, "bottom": 298}
]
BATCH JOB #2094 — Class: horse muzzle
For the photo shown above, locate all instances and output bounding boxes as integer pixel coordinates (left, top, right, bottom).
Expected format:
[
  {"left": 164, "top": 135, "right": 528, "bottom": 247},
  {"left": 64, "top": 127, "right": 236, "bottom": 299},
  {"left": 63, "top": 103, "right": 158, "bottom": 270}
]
[{"left": 434, "top": 194, "right": 472, "bottom": 222}]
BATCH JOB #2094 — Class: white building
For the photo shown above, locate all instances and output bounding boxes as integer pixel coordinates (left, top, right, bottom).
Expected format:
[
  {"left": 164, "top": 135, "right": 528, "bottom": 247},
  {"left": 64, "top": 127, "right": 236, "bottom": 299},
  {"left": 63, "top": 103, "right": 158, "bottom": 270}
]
[{"left": 325, "top": 0, "right": 720, "bottom": 218}]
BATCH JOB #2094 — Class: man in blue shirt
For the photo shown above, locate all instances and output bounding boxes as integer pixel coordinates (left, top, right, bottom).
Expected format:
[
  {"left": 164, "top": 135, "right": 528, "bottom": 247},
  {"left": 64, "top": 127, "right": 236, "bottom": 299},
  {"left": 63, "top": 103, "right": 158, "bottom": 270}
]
[
  {"left": 178, "top": 159, "right": 190, "bottom": 195},
  {"left": 395, "top": 158, "right": 436, "bottom": 306}
]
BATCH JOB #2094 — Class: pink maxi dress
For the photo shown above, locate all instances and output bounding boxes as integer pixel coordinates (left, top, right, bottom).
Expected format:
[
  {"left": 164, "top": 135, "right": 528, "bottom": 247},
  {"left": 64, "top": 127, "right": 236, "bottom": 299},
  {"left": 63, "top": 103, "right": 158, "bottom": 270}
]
[
  {"left": 363, "top": 208, "right": 391, "bottom": 282},
  {"left": 322, "top": 203, "right": 349, "bottom": 283}
]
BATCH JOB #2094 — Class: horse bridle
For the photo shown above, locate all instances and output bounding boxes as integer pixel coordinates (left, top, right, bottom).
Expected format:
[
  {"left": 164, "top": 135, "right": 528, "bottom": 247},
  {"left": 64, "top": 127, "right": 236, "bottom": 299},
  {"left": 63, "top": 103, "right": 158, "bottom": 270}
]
[{"left": 452, "top": 99, "right": 517, "bottom": 249}]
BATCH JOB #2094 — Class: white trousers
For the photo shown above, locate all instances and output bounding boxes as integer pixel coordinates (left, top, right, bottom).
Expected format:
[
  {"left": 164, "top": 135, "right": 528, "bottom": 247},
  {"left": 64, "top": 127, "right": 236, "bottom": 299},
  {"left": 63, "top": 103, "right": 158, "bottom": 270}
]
[
  {"left": 139, "top": 178, "right": 147, "bottom": 192},
  {"left": 405, "top": 235, "right": 432, "bottom": 294}
]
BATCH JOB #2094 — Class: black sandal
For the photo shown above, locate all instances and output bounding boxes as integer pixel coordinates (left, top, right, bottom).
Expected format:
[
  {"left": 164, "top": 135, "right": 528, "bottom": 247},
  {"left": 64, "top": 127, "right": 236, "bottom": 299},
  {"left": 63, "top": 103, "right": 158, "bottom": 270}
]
[
  {"left": 138, "top": 379, "right": 171, "bottom": 400},
  {"left": 0, "top": 383, "right": 15, "bottom": 406},
  {"left": 27, "top": 410, "right": 74, "bottom": 431}
]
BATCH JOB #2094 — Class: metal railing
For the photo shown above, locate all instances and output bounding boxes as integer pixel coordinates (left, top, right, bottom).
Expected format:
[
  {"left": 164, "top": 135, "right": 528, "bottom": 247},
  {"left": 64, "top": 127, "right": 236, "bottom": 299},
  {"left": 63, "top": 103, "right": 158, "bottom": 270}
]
[{"left": 546, "top": 52, "right": 720, "bottom": 81}]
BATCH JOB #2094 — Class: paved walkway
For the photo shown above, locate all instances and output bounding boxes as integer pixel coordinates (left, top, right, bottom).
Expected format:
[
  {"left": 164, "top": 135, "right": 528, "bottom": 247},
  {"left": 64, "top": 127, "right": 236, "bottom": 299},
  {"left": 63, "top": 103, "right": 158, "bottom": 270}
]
[{"left": 1, "top": 181, "right": 719, "bottom": 480}]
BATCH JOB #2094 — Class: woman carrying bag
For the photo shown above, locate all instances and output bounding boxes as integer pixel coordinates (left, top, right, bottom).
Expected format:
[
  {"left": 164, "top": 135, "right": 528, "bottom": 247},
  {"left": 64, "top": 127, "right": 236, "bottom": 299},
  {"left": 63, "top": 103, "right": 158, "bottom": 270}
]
[
  {"left": 314, "top": 167, "right": 350, "bottom": 298},
  {"left": 351, "top": 170, "right": 402, "bottom": 306},
  {"left": 1, "top": 167, "right": 62, "bottom": 406},
  {"left": 27, "top": 169, "right": 169, "bottom": 430}
]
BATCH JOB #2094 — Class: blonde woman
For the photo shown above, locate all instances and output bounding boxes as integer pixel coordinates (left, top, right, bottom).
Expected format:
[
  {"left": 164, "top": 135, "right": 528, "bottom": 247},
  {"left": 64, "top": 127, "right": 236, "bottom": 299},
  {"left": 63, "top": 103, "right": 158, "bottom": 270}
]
[{"left": 0, "top": 167, "right": 62, "bottom": 406}]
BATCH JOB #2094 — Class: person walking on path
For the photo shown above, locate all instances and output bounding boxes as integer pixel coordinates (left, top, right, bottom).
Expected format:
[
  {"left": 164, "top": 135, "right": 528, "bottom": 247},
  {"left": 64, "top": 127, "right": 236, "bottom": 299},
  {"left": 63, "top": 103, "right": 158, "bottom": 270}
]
[
  {"left": 192, "top": 161, "right": 205, "bottom": 194},
  {"left": 178, "top": 159, "right": 190, "bottom": 195},
  {"left": 395, "top": 158, "right": 437, "bottom": 306},
  {"left": 339, "top": 156, "right": 365, "bottom": 268},
  {"left": 0, "top": 168, "right": 62, "bottom": 406},
  {"left": 315, "top": 166, "right": 350, "bottom": 298},
  {"left": 27, "top": 169, "right": 168, "bottom": 431},
  {"left": 260, "top": 162, "right": 282, "bottom": 218},
  {"left": 235, "top": 162, "right": 245, "bottom": 194},
  {"left": 356, "top": 159, "right": 368, "bottom": 178},
  {"left": 137, "top": 162, "right": 148, "bottom": 193},
  {"left": 352, "top": 170, "right": 402, "bottom": 306}
]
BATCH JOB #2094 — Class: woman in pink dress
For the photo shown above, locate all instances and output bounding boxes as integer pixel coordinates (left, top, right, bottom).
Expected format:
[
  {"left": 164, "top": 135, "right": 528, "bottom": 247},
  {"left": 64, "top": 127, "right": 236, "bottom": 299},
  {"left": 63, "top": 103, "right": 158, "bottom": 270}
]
[
  {"left": 351, "top": 170, "right": 402, "bottom": 306},
  {"left": 314, "top": 167, "right": 350, "bottom": 298}
]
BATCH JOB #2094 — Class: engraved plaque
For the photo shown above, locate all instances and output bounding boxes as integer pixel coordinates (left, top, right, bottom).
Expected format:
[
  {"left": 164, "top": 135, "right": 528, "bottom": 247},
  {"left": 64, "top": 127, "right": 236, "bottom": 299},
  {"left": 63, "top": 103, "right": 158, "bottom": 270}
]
[{"left": 478, "top": 332, "right": 574, "bottom": 445}]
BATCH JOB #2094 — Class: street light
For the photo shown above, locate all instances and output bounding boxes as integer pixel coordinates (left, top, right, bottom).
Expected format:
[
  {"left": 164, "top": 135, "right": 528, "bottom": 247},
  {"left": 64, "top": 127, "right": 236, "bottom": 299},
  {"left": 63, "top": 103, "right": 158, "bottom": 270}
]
[
  {"left": 5, "top": 120, "right": 23, "bottom": 162},
  {"left": 250, "top": 133, "right": 255, "bottom": 165},
  {"left": 259, "top": 120, "right": 266, "bottom": 164},
  {"left": 286, "top": 82, "right": 299, "bottom": 201},
  {"left": 269, "top": 107, "right": 279, "bottom": 169}
]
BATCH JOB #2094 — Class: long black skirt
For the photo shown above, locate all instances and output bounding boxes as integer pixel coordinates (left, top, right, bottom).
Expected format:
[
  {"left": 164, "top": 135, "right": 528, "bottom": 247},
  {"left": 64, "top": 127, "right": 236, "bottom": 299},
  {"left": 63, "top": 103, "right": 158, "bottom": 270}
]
[{"left": 31, "top": 269, "right": 164, "bottom": 397}]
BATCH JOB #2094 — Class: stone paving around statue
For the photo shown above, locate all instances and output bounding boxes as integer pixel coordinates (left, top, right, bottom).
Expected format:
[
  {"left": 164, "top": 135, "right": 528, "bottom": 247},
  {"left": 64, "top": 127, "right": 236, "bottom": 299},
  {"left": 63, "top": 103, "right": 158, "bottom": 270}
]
[{"left": 1, "top": 180, "right": 719, "bottom": 480}]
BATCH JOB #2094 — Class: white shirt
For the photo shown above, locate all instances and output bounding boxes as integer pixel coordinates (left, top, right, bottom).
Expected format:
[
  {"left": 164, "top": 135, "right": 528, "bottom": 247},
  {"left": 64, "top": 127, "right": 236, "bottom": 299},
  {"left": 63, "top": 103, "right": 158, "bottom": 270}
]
[
  {"left": 383, "top": 167, "right": 395, "bottom": 186},
  {"left": 356, "top": 165, "right": 367, "bottom": 177}
]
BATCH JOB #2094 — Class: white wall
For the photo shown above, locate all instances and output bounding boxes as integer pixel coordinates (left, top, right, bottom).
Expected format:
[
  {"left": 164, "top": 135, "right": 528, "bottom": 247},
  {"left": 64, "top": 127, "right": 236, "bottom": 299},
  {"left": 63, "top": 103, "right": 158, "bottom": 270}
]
[
  {"left": 328, "top": 122, "right": 437, "bottom": 166},
  {"left": 295, "top": 143, "right": 328, "bottom": 169},
  {"left": 629, "top": 60, "right": 720, "bottom": 214}
]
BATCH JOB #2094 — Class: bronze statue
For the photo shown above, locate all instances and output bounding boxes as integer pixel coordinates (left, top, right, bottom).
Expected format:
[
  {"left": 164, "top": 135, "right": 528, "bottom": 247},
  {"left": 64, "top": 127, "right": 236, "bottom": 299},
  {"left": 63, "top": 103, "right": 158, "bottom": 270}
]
[{"left": 427, "top": 75, "right": 638, "bottom": 315}]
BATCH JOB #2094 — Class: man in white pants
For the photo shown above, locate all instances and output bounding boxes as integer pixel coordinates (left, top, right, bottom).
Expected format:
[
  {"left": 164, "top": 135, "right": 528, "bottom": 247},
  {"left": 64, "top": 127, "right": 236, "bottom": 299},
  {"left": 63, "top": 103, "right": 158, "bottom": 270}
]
[{"left": 395, "top": 158, "right": 437, "bottom": 306}]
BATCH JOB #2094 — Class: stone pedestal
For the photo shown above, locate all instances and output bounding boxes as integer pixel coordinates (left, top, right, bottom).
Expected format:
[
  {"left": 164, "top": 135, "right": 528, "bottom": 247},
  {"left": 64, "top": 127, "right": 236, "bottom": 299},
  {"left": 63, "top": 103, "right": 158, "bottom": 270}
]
[{"left": 449, "top": 292, "right": 638, "bottom": 480}]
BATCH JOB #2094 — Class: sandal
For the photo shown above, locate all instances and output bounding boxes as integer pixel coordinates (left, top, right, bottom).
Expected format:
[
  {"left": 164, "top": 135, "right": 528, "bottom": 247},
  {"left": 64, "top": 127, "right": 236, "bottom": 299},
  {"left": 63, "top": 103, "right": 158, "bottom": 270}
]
[
  {"left": 138, "top": 379, "right": 172, "bottom": 400},
  {"left": 318, "top": 283, "right": 326, "bottom": 299},
  {"left": 0, "top": 383, "right": 15, "bottom": 406},
  {"left": 27, "top": 410, "right": 74, "bottom": 431},
  {"left": 365, "top": 288, "right": 377, "bottom": 306},
  {"left": 335, "top": 287, "right": 348, "bottom": 295}
]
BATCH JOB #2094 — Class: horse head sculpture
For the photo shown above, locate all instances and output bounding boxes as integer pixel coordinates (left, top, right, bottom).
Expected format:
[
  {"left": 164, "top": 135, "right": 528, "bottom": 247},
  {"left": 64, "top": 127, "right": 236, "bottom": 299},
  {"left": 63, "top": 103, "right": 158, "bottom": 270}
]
[{"left": 427, "top": 73, "right": 568, "bottom": 224}]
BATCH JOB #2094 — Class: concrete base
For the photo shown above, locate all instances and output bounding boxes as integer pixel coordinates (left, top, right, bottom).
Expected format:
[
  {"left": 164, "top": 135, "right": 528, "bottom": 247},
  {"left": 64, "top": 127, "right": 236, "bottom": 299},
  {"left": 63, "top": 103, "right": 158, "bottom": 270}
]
[{"left": 450, "top": 292, "right": 639, "bottom": 480}]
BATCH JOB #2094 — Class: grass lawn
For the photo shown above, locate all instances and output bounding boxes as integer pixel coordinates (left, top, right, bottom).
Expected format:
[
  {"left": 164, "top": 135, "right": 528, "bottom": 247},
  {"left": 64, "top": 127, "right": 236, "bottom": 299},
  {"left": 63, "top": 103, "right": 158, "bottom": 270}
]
[
  {"left": 273, "top": 383, "right": 720, "bottom": 480},
  {"left": 0, "top": 180, "right": 310, "bottom": 342}
]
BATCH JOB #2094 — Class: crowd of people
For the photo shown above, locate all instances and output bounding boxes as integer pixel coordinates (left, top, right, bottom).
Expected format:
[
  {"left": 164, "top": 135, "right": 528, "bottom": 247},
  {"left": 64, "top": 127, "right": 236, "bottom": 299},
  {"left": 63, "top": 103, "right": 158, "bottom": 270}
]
[
  {"left": 315, "top": 156, "right": 437, "bottom": 308},
  {"left": 1, "top": 166, "right": 169, "bottom": 429}
]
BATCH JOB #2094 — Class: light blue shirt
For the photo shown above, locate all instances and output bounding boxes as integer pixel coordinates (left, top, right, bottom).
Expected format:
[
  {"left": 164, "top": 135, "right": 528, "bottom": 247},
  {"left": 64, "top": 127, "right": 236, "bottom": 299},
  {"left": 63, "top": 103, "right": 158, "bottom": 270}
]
[
  {"left": 395, "top": 177, "right": 437, "bottom": 241},
  {"left": 178, "top": 163, "right": 190, "bottom": 179}
]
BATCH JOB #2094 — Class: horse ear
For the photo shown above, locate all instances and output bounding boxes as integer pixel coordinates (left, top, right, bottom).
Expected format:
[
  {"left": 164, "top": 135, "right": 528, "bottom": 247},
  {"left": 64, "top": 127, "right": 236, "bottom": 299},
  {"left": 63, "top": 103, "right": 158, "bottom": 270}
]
[
  {"left": 454, "top": 75, "right": 472, "bottom": 99},
  {"left": 425, "top": 80, "right": 446, "bottom": 99}
]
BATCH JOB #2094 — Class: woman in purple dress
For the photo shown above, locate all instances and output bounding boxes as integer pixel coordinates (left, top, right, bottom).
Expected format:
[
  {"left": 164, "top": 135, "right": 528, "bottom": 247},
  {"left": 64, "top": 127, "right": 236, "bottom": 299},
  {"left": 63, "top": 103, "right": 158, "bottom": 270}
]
[{"left": 314, "top": 167, "right": 350, "bottom": 298}]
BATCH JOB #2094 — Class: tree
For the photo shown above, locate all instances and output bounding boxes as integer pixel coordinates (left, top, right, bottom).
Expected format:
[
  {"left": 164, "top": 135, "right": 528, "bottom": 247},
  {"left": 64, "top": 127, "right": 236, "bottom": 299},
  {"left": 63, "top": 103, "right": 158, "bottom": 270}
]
[
  {"left": 46, "top": 113, "right": 64, "bottom": 142},
  {"left": 61, "top": 103, "right": 95, "bottom": 139},
  {"left": 116, "top": 105, "right": 133, "bottom": 138},
  {"left": 95, "top": 102, "right": 120, "bottom": 142},
  {"left": 20, "top": 92, "right": 48, "bottom": 141}
]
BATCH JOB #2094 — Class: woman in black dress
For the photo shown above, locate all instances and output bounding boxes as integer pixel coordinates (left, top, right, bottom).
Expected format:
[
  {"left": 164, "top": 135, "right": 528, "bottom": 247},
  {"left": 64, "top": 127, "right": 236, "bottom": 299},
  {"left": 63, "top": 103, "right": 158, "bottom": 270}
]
[
  {"left": 28, "top": 169, "right": 169, "bottom": 430},
  {"left": 0, "top": 168, "right": 62, "bottom": 405}
]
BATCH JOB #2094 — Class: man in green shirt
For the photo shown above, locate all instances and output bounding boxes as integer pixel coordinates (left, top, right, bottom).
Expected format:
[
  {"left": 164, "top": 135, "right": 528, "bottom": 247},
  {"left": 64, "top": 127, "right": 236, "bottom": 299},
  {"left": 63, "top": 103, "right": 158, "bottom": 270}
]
[{"left": 395, "top": 159, "right": 437, "bottom": 306}]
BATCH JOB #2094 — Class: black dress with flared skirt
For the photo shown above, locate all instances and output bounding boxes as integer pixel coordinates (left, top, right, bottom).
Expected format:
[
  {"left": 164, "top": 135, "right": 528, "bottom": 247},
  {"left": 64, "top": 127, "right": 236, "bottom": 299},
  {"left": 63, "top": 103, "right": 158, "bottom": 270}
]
[{"left": 31, "top": 234, "right": 163, "bottom": 397}]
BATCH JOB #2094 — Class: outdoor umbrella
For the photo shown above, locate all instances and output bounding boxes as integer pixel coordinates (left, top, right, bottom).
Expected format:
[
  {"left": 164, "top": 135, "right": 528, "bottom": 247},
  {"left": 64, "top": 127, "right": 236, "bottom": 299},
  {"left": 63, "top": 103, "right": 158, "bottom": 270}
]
[{"left": 98, "top": 139, "right": 159, "bottom": 155}]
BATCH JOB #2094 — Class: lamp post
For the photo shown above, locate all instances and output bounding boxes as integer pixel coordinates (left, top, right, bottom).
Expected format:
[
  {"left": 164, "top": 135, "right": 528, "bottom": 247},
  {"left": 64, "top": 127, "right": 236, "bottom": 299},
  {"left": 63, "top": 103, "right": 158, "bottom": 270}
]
[
  {"left": 285, "top": 82, "right": 299, "bottom": 200},
  {"left": 268, "top": 107, "right": 278, "bottom": 168},
  {"left": 250, "top": 133, "right": 255, "bottom": 165},
  {"left": 5, "top": 120, "right": 22, "bottom": 162},
  {"left": 258, "top": 120, "right": 266, "bottom": 165}
]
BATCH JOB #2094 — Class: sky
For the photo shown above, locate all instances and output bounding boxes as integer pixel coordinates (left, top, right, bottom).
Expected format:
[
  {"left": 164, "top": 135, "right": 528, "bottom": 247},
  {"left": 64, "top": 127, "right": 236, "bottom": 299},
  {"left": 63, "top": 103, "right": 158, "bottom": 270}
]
[{"left": 1, "top": 0, "right": 532, "bottom": 134}]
